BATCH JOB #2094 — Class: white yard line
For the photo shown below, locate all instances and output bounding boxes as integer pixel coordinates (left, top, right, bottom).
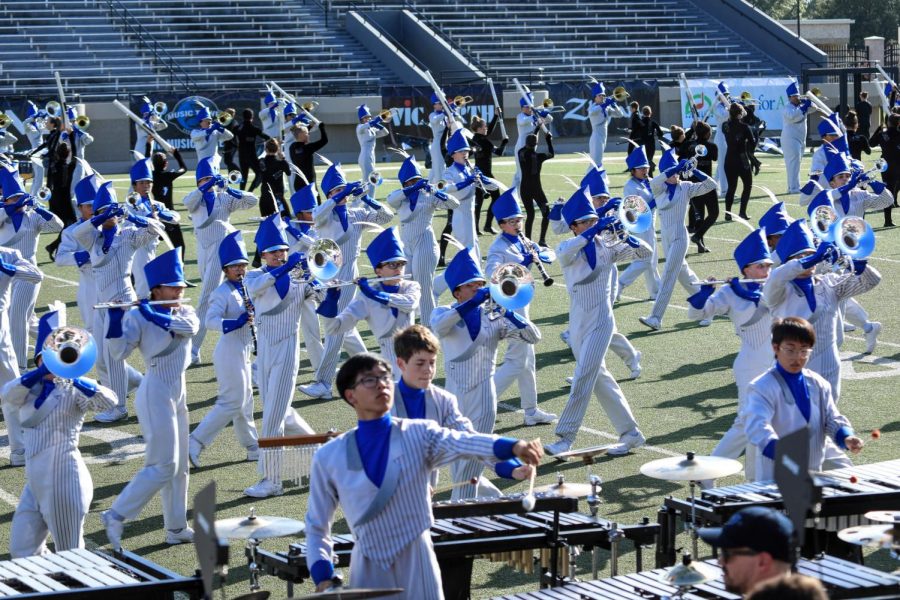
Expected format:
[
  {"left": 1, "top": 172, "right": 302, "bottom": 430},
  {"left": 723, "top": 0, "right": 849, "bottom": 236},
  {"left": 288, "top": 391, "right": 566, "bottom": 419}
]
[{"left": 43, "top": 273, "right": 79, "bottom": 287}]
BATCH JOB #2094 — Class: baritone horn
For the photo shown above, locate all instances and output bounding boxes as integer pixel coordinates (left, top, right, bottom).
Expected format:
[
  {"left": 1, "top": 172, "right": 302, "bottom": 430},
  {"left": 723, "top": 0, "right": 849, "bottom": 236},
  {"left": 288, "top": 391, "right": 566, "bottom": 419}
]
[
  {"left": 488, "top": 263, "right": 535, "bottom": 311},
  {"left": 307, "top": 238, "right": 343, "bottom": 281},
  {"left": 36, "top": 186, "right": 52, "bottom": 202},
  {"left": 227, "top": 170, "right": 243, "bottom": 185},
  {"left": 216, "top": 112, "right": 234, "bottom": 126},
  {"left": 835, "top": 216, "right": 875, "bottom": 259},
  {"left": 302, "top": 100, "right": 318, "bottom": 112},
  {"left": 809, "top": 201, "right": 839, "bottom": 242},
  {"left": 612, "top": 86, "right": 630, "bottom": 102},
  {"left": 618, "top": 195, "right": 653, "bottom": 234},
  {"left": 153, "top": 101, "right": 168, "bottom": 116},
  {"left": 453, "top": 95, "right": 474, "bottom": 107},
  {"left": 377, "top": 108, "right": 397, "bottom": 121},
  {"left": 74, "top": 114, "right": 90, "bottom": 130},
  {"left": 42, "top": 326, "right": 98, "bottom": 379},
  {"left": 0, "top": 113, "right": 10, "bottom": 129},
  {"left": 45, "top": 100, "right": 62, "bottom": 118},
  {"left": 739, "top": 91, "right": 759, "bottom": 106}
]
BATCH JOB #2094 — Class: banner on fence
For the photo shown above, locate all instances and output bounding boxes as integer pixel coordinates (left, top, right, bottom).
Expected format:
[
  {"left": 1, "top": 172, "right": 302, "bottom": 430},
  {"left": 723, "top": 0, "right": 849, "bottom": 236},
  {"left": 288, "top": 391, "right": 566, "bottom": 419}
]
[
  {"left": 678, "top": 77, "right": 795, "bottom": 130},
  {"left": 541, "top": 80, "right": 660, "bottom": 138}
]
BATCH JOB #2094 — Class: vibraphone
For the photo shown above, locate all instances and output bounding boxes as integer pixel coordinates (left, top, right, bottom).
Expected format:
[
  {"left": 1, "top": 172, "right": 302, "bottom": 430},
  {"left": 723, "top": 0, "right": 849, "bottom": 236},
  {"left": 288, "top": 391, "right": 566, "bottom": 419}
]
[
  {"left": 656, "top": 459, "right": 900, "bottom": 567},
  {"left": 0, "top": 548, "right": 204, "bottom": 598},
  {"left": 253, "top": 493, "right": 659, "bottom": 596},
  {"left": 490, "top": 554, "right": 900, "bottom": 599}
]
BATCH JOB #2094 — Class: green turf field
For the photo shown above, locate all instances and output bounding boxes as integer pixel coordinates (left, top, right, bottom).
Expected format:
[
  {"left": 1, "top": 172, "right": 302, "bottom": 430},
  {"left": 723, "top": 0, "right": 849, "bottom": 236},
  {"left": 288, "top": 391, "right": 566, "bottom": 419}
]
[{"left": 1, "top": 150, "right": 898, "bottom": 598}]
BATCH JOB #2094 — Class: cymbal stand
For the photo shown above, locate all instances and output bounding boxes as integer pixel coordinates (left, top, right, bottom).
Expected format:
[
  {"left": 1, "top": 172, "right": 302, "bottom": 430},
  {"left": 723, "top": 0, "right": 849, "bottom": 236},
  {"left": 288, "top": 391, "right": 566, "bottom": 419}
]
[
  {"left": 688, "top": 478, "right": 699, "bottom": 559},
  {"left": 247, "top": 536, "right": 262, "bottom": 591},
  {"left": 586, "top": 474, "right": 603, "bottom": 579}
]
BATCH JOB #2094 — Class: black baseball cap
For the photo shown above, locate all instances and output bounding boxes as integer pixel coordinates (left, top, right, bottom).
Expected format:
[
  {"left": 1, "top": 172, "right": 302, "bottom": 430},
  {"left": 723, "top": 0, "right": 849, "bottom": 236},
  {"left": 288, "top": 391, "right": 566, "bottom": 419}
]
[{"left": 698, "top": 507, "right": 793, "bottom": 563}]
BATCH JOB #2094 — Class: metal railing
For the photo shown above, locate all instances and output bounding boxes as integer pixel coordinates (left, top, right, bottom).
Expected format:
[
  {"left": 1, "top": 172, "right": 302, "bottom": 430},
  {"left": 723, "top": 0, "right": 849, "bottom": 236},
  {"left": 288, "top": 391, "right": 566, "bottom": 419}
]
[{"left": 104, "top": 0, "right": 197, "bottom": 93}]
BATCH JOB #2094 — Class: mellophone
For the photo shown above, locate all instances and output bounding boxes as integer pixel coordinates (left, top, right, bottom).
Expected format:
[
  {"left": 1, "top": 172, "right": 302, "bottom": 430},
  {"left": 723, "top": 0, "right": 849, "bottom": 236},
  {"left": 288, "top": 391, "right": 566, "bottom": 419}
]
[
  {"left": 656, "top": 459, "right": 900, "bottom": 567},
  {"left": 252, "top": 493, "right": 659, "bottom": 595},
  {"left": 489, "top": 554, "right": 900, "bottom": 599},
  {"left": 0, "top": 548, "right": 203, "bottom": 598}
]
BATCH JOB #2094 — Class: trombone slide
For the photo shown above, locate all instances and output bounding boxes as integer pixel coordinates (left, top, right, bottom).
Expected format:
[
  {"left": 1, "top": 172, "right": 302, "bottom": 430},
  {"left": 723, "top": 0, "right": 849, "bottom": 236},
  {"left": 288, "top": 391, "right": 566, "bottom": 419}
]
[
  {"left": 486, "top": 77, "right": 508, "bottom": 140},
  {"left": 54, "top": 71, "right": 71, "bottom": 133},
  {"left": 94, "top": 299, "right": 192, "bottom": 310},
  {"left": 112, "top": 100, "right": 175, "bottom": 153},
  {"left": 318, "top": 274, "right": 412, "bottom": 290},
  {"left": 423, "top": 70, "right": 461, "bottom": 134},
  {"left": 678, "top": 73, "right": 701, "bottom": 121},
  {"left": 512, "top": 78, "right": 549, "bottom": 135},
  {"left": 804, "top": 91, "right": 833, "bottom": 117},
  {"left": 691, "top": 279, "right": 767, "bottom": 286}
]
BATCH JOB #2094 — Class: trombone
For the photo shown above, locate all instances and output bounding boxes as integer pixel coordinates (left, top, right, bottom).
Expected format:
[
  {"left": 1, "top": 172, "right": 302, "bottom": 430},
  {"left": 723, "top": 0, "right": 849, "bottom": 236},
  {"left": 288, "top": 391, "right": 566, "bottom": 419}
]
[
  {"left": 453, "top": 95, "right": 474, "bottom": 108},
  {"left": 540, "top": 98, "right": 565, "bottom": 114},
  {"left": 94, "top": 299, "right": 192, "bottom": 310},
  {"left": 690, "top": 278, "right": 767, "bottom": 286},
  {"left": 804, "top": 88, "right": 833, "bottom": 117},
  {"left": 739, "top": 91, "right": 759, "bottom": 106},
  {"left": 216, "top": 112, "right": 234, "bottom": 127}
]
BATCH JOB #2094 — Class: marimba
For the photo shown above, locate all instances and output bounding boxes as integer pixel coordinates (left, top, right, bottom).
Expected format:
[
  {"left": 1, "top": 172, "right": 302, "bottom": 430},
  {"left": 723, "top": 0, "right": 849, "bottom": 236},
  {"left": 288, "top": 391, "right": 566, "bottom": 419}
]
[
  {"left": 490, "top": 554, "right": 900, "bottom": 599},
  {"left": 0, "top": 548, "right": 203, "bottom": 598},
  {"left": 656, "top": 459, "right": 900, "bottom": 566}
]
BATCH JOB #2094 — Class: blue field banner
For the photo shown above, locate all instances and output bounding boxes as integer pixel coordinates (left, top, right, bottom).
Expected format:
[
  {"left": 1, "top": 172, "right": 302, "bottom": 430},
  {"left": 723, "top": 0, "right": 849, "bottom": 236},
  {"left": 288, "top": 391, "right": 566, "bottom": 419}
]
[
  {"left": 381, "top": 85, "right": 499, "bottom": 143},
  {"left": 543, "top": 80, "right": 660, "bottom": 138}
]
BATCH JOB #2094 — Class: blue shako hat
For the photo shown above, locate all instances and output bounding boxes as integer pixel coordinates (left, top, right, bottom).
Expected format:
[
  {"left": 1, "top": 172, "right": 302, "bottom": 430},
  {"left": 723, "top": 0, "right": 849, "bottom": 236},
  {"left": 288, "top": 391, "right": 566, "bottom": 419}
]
[
  {"left": 75, "top": 173, "right": 100, "bottom": 206},
  {"left": 658, "top": 148, "right": 678, "bottom": 172},
  {"left": 264, "top": 91, "right": 276, "bottom": 106},
  {"left": 92, "top": 181, "right": 117, "bottom": 213},
  {"left": 446, "top": 129, "right": 471, "bottom": 154},
  {"left": 397, "top": 156, "right": 422, "bottom": 183},
  {"left": 561, "top": 186, "right": 596, "bottom": 226},
  {"left": 580, "top": 168, "right": 610, "bottom": 198},
  {"left": 823, "top": 151, "right": 852, "bottom": 182},
  {"left": 444, "top": 248, "right": 485, "bottom": 290},
  {"left": 717, "top": 81, "right": 730, "bottom": 95},
  {"left": 758, "top": 202, "right": 792, "bottom": 236},
  {"left": 196, "top": 105, "right": 211, "bottom": 122},
  {"left": 626, "top": 146, "right": 650, "bottom": 170},
  {"left": 591, "top": 82, "right": 606, "bottom": 97},
  {"left": 519, "top": 93, "right": 534, "bottom": 108},
  {"left": 786, "top": 81, "right": 800, "bottom": 97},
  {"left": 357, "top": 104, "right": 371, "bottom": 120},
  {"left": 320, "top": 163, "right": 347, "bottom": 196},
  {"left": 365, "top": 226, "right": 405, "bottom": 268},
  {"left": 145, "top": 248, "right": 187, "bottom": 289},
  {"left": 775, "top": 220, "right": 816, "bottom": 263},
  {"left": 196, "top": 156, "right": 217, "bottom": 183},
  {"left": 289, "top": 184, "right": 317, "bottom": 214},
  {"left": 492, "top": 187, "right": 523, "bottom": 223},
  {"left": 255, "top": 214, "right": 290, "bottom": 253},
  {"left": 733, "top": 228, "right": 772, "bottom": 270},
  {"left": 218, "top": 230, "right": 249, "bottom": 268},
  {"left": 0, "top": 165, "right": 26, "bottom": 200},
  {"left": 817, "top": 117, "right": 842, "bottom": 138},
  {"left": 129, "top": 158, "right": 153, "bottom": 183},
  {"left": 34, "top": 308, "right": 63, "bottom": 361}
]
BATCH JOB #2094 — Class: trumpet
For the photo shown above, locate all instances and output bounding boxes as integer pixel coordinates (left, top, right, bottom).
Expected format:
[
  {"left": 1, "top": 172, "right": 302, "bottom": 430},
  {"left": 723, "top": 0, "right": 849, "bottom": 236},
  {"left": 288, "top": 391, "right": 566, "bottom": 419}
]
[
  {"left": 37, "top": 186, "right": 52, "bottom": 202},
  {"left": 368, "top": 171, "right": 383, "bottom": 187},
  {"left": 45, "top": 100, "right": 62, "bottom": 118},
  {"left": 228, "top": 170, "right": 243, "bottom": 185},
  {"left": 74, "top": 114, "right": 90, "bottom": 130},
  {"left": 216, "top": 112, "right": 234, "bottom": 127},
  {"left": 739, "top": 91, "right": 759, "bottom": 106},
  {"left": 42, "top": 326, "right": 97, "bottom": 380},
  {"left": 681, "top": 144, "right": 708, "bottom": 179},
  {"left": 153, "top": 101, "right": 168, "bottom": 116},
  {"left": 94, "top": 299, "right": 192, "bottom": 310},
  {"left": 612, "top": 86, "right": 630, "bottom": 102},
  {"left": 0, "top": 113, "right": 10, "bottom": 129},
  {"left": 858, "top": 158, "right": 888, "bottom": 182},
  {"left": 453, "top": 95, "right": 474, "bottom": 108}
]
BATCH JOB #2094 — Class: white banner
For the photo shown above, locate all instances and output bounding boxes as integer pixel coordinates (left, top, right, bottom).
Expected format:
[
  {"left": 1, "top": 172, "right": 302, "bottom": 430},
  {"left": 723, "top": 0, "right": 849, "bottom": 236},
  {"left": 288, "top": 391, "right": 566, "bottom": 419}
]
[{"left": 678, "top": 77, "right": 794, "bottom": 131}]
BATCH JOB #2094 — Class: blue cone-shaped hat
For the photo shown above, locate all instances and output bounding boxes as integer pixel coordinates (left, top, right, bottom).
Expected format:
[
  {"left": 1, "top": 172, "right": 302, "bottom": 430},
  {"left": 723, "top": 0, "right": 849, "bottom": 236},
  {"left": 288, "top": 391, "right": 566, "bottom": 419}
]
[
  {"left": 365, "top": 227, "right": 405, "bottom": 268},
  {"left": 0, "top": 165, "right": 26, "bottom": 200},
  {"left": 25, "top": 101, "right": 38, "bottom": 119},
  {"left": 519, "top": 93, "right": 534, "bottom": 108},
  {"left": 129, "top": 158, "right": 153, "bottom": 183},
  {"left": 397, "top": 156, "right": 422, "bottom": 183},
  {"left": 492, "top": 187, "right": 523, "bottom": 223},
  {"left": 823, "top": 151, "right": 851, "bottom": 182},
  {"left": 444, "top": 248, "right": 485, "bottom": 290},
  {"left": 817, "top": 117, "right": 842, "bottom": 138},
  {"left": 775, "top": 220, "right": 816, "bottom": 263},
  {"left": 34, "top": 307, "right": 63, "bottom": 361},
  {"left": 446, "top": 129, "right": 471, "bottom": 154},
  {"left": 758, "top": 202, "right": 792, "bottom": 236},
  {"left": 626, "top": 146, "right": 650, "bottom": 170},
  {"left": 218, "top": 230, "right": 249, "bottom": 267},
  {"left": 92, "top": 181, "right": 117, "bottom": 213},
  {"left": 196, "top": 105, "right": 211, "bottom": 122},
  {"left": 658, "top": 148, "right": 678, "bottom": 172},
  {"left": 734, "top": 228, "right": 772, "bottom": 270},
  {"left": 283, "top": 102, "right": 296, "bottom": 117},
  {"left": 581, "top": 168, "right": 610, "bottom": 198},
  {"left": 717, "top": 81, "right": 730, "bottom": 95},
  {"left": 289, "top": 184, "right": 317, "bottom": 214},
  {"left": 195, "top": 156, "right": 217, "bottom": 183},
  {"left": 591, "top": 82, "right": 606, "bottom": 97},
  {"left": 145, "top": 248, "right": 187, "bottom": 289},
  {"left": 139, "top": 97, "right": 153, "bottom": 115},
  {"left": 786, "top": 81, "right": 800, "bottom": 97},
  {"left": 255, "top": 214, "right": 289, "bottom": 253},
  {"left": 74, "top": 173, "right": 99, "bottom": 206},
  {"left": 561, "top": 186, "right": 596, "bottom": 226},
  {"left": 320, "top": 163, "right": 346, "bottom": 196},
  {"left": 264, "top": 91, "right": 276, "bottom": 106},
  {"left": 357, "top": 104, "right": 371, "bottom": 120}
]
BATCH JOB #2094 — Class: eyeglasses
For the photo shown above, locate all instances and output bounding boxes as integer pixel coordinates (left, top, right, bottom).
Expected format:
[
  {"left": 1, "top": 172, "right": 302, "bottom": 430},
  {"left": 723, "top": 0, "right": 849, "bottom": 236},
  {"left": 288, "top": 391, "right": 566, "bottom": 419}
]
[
  {"left": 721, "top": 548, "right": 760, "bottom": 562},
  {"left": 778, "top": 346, "right": 813, "bottom": 358},
  {"left": 352, "top": 374, "right": 393, "bottom": 389},
  {"left": 381, "top": 261, "right": 407, "bottom": 270}
]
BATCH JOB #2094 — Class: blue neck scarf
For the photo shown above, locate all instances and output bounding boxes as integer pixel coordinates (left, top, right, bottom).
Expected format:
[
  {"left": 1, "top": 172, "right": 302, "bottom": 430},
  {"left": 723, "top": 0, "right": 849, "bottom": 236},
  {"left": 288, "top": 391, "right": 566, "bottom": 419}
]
[
  {"left": 457, "top": 300, "right": 482, "bottom": 341},
  {"left": 501, "top": 232, "right": 527, "bottom": 256},
  {"left": 33, "top": 379, "right": 55, "bottom": 409},
  {"left": 398, "top": 378, "right": 426, "bottom": 420},
  {"left": 791, "top": 276, "right": 817, "bottom": 312},
  {"left": 729, "top": 279, "right": 762, "bottom": 306},
  {"left": 582, "top": 236, "right": 597, "bottom": 270},
  {"left": 268, "top": 106, "right": 276, "bottom": 124},
  {"left": 355, "top": 415, "right": 392, "bottom": 488},
  {"left": 298, "top": 222, "right": 311, "bottom": 235},
  {"left": 333, "top": 203, "right": 349, "bottom": 232},
  {"left": 382, "top": 283, "right": 399, "bottom": 318},
  {"left": 776, "top": 362, "right": 811, "bottom": 423},
  {"left": 101, "top": 225, "right": 118, "bottom": 254},
  {"left": 264, "top": 265, "right": 291, "bottom": 299},
  {"left": 665, "top": 182, "right": 677, "bottom": 201},
  {"left": 202, "top": 190, "right": 216, "bottom": 216}
]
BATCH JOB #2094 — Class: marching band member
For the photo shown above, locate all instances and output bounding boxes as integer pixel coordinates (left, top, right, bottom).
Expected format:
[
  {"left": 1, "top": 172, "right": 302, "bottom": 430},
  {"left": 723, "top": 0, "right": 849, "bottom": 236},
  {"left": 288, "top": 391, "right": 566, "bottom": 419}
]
[
  {"left": 0, "top": 166, "right": 64, "bottom": 369},
  {"left": 22, "top": 101, "right": 46, "bottom": 196},
  {"left": 712, "top": 82, "right": 732, "bottom": 195},
  {"left": 259, "top": 90, "right": 282, "bottom": 141},
  {"left": 326, "top": 227, "right": 420, "bottom": 380},
  {"left": 286, "top": 184, "right": 324, "bottom": 372},
  {"left": 722, "top": 102, "right": 757, "bottom": 221},
  {"left": 544, "top": 188, "right": 648, "bottom": 456},
  {"left": 257, "top": 138, "right": 291, "bottom": 218},
  {"left": 472, "top": 113, "right": 508, "bottom": 234},
  {"left": 743, "top": 317, "right": 863, "bottom": 482},
  {"left": 619, "top": 146, "right": 660, "bottom": 300},
  {"left": 4, "top": 307, "right": 116, "bottom": 556},
  {"left": 305, "top": 352, "right": 542, "bottom": 597},
  {"left": 687, "top": 229, "right": 773, "bottom": 482},
  {"left": 587, "top": 82, "right": 626, "bottom": 169},
  {"left": 127, "top": 156, "right": 181, "bottom": 298},
  {"left": 432, "top": 248, "right": 541, "bottom": 498},
  {"left": 281, "top": 102, "right": 299, "bottom": 142},
  {"left": 188, "top": 231, "right": 259, "bottom": 468},
  {"left": 237, "top": 108, "right": 270, "bottom": 193},
  {"left": 386, "top": 154, "right": 458, "bottom": 327},
  {"left": 517, "top": 130, "right": 554, "bottom": 246},
  {"left": 299, "top": 163, "right": 393, "bottom": 400},
  {"left": 512, "top": 94, "right": 541, "bottom": 188},
  {"left": 0, "top": 244, "right": 44, "bottom": 467},
  {"left": 102, "top": 250, "right": 199, "bottom": 549},
  {"left": 356, "top": 104, "right": 389, "bottom": 183},
  {"left": 221, "top": 108, "right": 239, "bottom": 173},
  {"left": 243, "top": 216, "right": 316, "bottom": 498},
  {"left": 55, "top": 174, "right": 99, "bottom": 328},
  {"left": 808, "top": 118, "right": 845, "bottom": 189},
  {"left": 639, "top": 150, "right": 717, "bottom": 331},
  {"left": 44, "top": 142, "right": 76, "bottom": 260},
  {"left": 680, "top": 121, "right": 718, "bottom": 253},
  {"left": 763, "top": 220, "right": 881, "bottom": 401},
  {"left": 190, "top": 105, "right": 233, "bottom": 170},
  {"left": 758, "top": 202, "right": 793, "bottom": 258},
  {"left": 286, "top": 120, "right": 328, "bottom": 196},
  {"left": 151, "top": 149, "right": 188, "bottom": 258},
  {"left": 868, "top": 113, "right": 900, "bottom": 227},
  {"left": 844, "top": 111, "right": 871, "bottom": 160},
  {"left": 442, "top": 130, "right": 497, "bottom": 260},
  {"left": 781, "top": 81, "right": 812, "bottom": 194},
  {"left": 486, "top": 189, "right": 556, "bottom": 426},
  {"left": 182, "top": 157, "right": 259, "bottom": 365},
  {"left": 134, "top": 97, "right": 167, "bottom": 156},
  {"left": 427, "top": 93, "right": 451, "bottom": 185},
  {"left": 62, "top": 107, "right": 93, "bottom": 198},
  {"left": 72, "top": 182, "right": 156, "bottom": 421}
]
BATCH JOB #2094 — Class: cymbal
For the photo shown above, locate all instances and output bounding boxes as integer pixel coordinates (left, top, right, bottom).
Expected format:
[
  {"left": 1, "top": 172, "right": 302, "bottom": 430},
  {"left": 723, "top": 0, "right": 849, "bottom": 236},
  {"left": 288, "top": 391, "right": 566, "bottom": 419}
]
[
  {"left": 533, "top": 481, "right": 593, "bottom": 498},
  {"left": 291, "top": 588, "right": 403, "bottom": 599},
  {"left": 552, "top": 445, "right": 610, "bottom": 463},
  {"left": 664, "top": 555, "right": 720, "bottom": 587},
  {"left": 214, "top": 513, "right": 305, "bottom": 540},
  {"left": 865, "top": 510, "right": 900, "bottom": 523},
  {"left": 640, "top": 453, "right": 743, "bottom": 482},
  {"left": 837, "top": 525, "right": 899, "bottom": 549}
]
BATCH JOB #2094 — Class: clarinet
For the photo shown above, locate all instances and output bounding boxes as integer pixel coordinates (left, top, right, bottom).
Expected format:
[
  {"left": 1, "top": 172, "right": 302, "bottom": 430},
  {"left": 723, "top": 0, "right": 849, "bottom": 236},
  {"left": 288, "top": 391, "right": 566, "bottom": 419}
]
[
  {"left": 516, "top": 231, "right": 554, "bottom": 287},
  {"left": 237, "top": 276, "right": 258, "bottom": 356}
]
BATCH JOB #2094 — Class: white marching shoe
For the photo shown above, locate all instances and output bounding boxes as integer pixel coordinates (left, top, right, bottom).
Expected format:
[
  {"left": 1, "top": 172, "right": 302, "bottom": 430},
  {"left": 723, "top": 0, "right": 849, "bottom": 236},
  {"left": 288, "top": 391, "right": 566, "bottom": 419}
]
[
  {"left": 639, "top": 316, "right": 661, "bottom": 331},
  {"left": 544, "top": 438, "right": 573, "bottom": 456},
  {"left": 165, "top": 527, "right": 194, "bottom": 545},
  {"left": 188, "top": 436, "right": 203, "bottom": 468},
  {"left": 244, "top": 478, "right": 284, "bottom": 498},
  {"left": 95, "top": 406, "right": 127, "bottom": 423},
  {"left": 628, "top": 351, "right": 642, "bottom": 380},
  {"left": 299, "top": 381, "right": 333, "bottom": 400},
  {"left": 865, "top": 322, "right": 882, "bottom": 354},
  {"left": 524, "top": 408, "right": 557, "bottom": 426},
  {"left": 101, "top": 510, "right": 124, "bottom": 550},
  {"left": 607, "top": 428, "right": 646, "bottom": 456}
]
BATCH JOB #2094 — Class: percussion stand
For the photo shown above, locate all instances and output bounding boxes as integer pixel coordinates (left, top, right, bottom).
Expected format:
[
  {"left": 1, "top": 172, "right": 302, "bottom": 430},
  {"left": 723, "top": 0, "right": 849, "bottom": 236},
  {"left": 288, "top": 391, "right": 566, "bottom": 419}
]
[
  {"left": 542, "top": 474, "right": 566, "bottom": 588},
  {"left": 586, "top": 474, "right": 603, "bottom": 579},
  {"left": 687, "top": 478, "right": 699, "bottom": 559},
  {"left": 247, "top": 537, "right": 262, "bottom": 592}
]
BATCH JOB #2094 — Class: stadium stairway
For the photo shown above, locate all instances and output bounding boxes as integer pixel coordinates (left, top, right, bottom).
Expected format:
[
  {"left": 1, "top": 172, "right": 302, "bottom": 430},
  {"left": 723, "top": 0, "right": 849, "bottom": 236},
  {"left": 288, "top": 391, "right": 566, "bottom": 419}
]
[{"left": 325, "top": 0, "right": 790, "bottom": 84}]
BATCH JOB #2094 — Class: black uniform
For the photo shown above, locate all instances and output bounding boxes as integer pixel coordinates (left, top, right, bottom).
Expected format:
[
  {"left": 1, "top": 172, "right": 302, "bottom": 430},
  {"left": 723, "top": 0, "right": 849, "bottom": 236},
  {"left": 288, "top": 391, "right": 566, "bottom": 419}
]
[
  {"left": 679, "top": 134, "right": 719, "bottom": 251},
  {"left": 640, "top": 116, "right": 663, "bottom": 175},
  {"left": 236, "top": 119, "right": 270, "bottom": 191},
  {"left": 628, "top": 111, "right": 645, "bottom": 154},
  {"left": 151, "top": 149, "right": 188, "bottom": 258},
  {"left": 44, "top": 153, "right": 76, "bottom": 258},
  {"left": 848, "top": 130, "right": 872, "bottom": 160},
  {"left": 855, "top": 99, "right": 873, "bottom": 138},
  {"left": 258, "top": 154, "right": 291, "bottom": 218},
  {"left": 288, "top": 123, "right": 328, "bottom": 197},
  {"left": 472, "top": 113, "right": 508, "bottom": 233},
  {"left": 722, "top": 118, "right": 756, "bottom": 219},
  {"left": 222, "top": 121, "right": 240, "bottom": 173},
  {"left": 517, "top": 129, "right": 554, "bottom": 245},
  {"left": 869, "top": 124, "right": 900, "bottom": 226}
]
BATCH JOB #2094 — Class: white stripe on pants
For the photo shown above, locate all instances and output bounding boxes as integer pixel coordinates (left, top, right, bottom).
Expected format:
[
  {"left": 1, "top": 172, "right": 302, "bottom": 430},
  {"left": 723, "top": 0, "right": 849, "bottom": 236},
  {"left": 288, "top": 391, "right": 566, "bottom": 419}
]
[
  {"left": 348, "top": 530, "right": 444, "bottom": 600},
  {"left": 493, "top": 339, "right": 537, "bottom": 411},
  {"left": 314, "top": 288, "right": 366, "bottom": 385},
  {"left": 192, "top": 245, "right": 224, "bottom": 359},
  {"left": 9, "top": 278, "right": 39, "bottom": 368},
  {"left": 300, "top": 300, "right": 323, "bottom": 372},
  {"left": 650, "top": 236, "right": 698, "bottom": 322},
  {"left": 405, "top": 235, "right": 439, "bottom": 328},
  {"left": 191, "top": 342, "right": 258, "bottom": 449}
]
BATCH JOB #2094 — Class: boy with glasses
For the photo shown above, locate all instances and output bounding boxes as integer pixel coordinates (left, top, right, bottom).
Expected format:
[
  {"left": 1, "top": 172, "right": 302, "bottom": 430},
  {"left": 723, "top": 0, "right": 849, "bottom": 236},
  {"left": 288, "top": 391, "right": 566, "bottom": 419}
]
[
  {"left": 304, "top": 353, "right": 542, "bottom": 598},
  {"left": 743, "top": 317, "right": 863, "bottom": 482}
]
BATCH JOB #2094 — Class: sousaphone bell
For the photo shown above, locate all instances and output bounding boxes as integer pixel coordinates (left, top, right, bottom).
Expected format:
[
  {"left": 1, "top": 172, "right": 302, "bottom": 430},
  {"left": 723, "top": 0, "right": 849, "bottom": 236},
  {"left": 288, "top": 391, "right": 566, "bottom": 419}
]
[{"left": 42, "top": 326, "right": 97, "bottom": 379}]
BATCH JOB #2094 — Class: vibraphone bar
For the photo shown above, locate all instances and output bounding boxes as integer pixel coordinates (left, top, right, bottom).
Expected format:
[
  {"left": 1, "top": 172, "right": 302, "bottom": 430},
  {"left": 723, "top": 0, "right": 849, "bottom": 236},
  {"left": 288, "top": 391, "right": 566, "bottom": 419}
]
[
  {"left": 490, "top": 554, "right": 900, "bottom": 599},
  {"left": 656, "top": 459, "right": 900, "bottom": 567},
  {"left": 0, "top": 548, "right": 204, "bottom": 598}
]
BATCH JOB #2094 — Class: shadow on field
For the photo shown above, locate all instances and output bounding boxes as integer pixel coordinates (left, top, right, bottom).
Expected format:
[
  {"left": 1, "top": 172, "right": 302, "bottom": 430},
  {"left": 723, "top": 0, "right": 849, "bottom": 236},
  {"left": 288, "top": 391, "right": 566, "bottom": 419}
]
[{"left": 658, "top": 354, "right": 734, "bottom": 382}]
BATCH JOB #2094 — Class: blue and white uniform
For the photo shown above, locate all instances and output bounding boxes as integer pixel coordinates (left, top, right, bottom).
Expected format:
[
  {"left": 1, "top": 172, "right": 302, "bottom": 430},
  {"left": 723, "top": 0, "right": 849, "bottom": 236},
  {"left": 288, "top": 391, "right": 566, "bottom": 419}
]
[
  {"left": 588, "top": 91, "right": 626, "bottom": 168},
  {"left": 781, "top": 83, "right": 809, "bottom": 194},
  {"left": 355, "top": 105, "right": 389, "bottom": 183}
]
